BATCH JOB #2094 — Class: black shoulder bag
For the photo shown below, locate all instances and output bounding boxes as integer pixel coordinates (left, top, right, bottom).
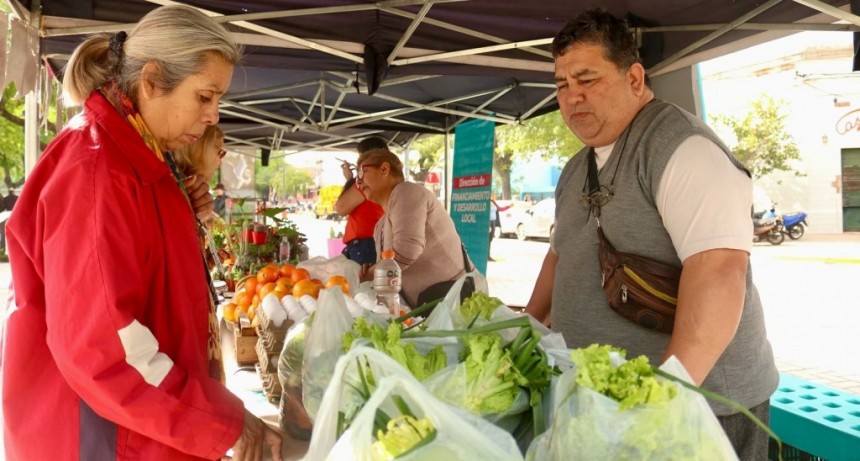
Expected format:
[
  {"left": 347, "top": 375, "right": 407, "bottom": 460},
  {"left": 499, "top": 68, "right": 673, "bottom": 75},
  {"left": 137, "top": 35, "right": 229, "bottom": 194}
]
[{"left": 414, "top": 244, "right": 475, "bottom": 308}]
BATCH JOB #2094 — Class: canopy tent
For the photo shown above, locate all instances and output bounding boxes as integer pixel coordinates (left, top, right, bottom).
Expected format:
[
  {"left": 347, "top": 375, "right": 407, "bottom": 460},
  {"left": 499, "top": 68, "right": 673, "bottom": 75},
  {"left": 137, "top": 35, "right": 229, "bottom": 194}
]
[{"left": 7, "top": 0, "right": 860, "bottom": 159}]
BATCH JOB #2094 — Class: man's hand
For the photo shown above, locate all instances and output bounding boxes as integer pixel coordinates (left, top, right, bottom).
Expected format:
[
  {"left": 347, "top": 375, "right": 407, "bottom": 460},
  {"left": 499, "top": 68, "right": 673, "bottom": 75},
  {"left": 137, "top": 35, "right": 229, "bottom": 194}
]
[
  {"left": 182, "top": 175, "right": 215, "bottom": 219},
  {"left": 226, "top": 410, "right": 282, "bottom": 461}
]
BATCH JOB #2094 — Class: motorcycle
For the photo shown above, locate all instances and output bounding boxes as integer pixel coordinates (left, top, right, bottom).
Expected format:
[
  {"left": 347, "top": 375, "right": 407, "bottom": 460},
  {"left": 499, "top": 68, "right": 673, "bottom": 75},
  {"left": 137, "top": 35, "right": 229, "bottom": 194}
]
[
  {"left": 752, "top": 207, "right": 785, "bottom": 245},
  {"left": 780, "top": 211, "right": 808, "bottom": 240}
]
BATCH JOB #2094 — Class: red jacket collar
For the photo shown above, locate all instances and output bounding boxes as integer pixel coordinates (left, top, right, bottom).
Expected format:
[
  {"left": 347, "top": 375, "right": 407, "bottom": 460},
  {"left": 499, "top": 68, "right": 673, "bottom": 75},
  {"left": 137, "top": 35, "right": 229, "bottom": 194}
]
[{"left": 85, "top": 91, "right": 172, "bottom": 185}]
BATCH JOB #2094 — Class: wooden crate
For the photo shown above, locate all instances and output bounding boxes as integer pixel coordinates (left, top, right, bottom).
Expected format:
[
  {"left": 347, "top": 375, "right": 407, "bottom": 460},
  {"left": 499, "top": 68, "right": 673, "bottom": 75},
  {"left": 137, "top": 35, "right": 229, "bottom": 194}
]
[{"left": 234, "top": 322, "right": 259, "bottom": 365}]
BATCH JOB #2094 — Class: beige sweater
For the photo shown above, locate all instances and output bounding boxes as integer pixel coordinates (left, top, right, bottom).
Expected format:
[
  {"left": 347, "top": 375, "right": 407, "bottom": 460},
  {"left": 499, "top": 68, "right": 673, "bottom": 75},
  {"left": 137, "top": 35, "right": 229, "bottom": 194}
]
[{"left": 374, "top": 181, "right": 470, "bottom": 306}]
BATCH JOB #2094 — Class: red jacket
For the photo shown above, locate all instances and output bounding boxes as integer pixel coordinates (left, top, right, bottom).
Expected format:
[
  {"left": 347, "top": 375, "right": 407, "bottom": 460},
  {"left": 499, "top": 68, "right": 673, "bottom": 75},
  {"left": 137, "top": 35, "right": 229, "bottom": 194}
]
[{"left": 2, "top": 92, "right": 244, "bottom": 460}]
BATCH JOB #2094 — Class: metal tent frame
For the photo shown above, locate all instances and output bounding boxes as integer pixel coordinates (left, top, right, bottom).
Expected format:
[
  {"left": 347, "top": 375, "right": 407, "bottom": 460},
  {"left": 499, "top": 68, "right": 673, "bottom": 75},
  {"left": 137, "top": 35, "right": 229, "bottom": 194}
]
[{"left": 7, "top": 0, "right": 860, "bottom": 161}]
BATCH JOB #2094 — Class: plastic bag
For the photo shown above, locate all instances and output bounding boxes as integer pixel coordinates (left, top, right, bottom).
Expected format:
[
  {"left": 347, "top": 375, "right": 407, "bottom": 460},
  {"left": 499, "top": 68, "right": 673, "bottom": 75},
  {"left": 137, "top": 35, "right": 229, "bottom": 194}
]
[
  {"left": 302, "top": 288, "right": 355, "bottom": 420},
  {"left": 304, "top": 347, "right": 419, "bottom": 461},
  {"left": 278, "top": 318, "right": 313, "bottom": 440},
  {"left": 298, "top": 255, "right": 361, "bottom": 296},
  {"left": 526, "top": 356, "right": 738, "bottom": 461},
  {"left": 423, "top": 360, "right": 530, "bottom": 432},
  {"left": 424, "top": 271, "right": 566, "bottom": 352},
  {"left": 321, "top": 371, "right": 524, "bottom": 461}
]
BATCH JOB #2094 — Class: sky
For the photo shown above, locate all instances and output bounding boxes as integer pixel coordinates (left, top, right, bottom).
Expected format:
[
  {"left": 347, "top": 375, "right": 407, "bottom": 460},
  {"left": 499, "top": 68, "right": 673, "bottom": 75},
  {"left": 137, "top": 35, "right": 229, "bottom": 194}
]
[{"left": 699, "top": 30, "right": 854, "bottom": 77}]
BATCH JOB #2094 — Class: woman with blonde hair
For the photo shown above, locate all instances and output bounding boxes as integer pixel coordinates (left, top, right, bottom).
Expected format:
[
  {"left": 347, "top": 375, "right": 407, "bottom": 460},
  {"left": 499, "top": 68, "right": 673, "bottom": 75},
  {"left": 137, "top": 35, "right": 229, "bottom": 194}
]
[
  {"left": 3, "top": 5, "right": 282, "bottom": 461},
  {"left": 357, "top": 148, "right": 475, "bottom": 307},
  {"left": 173, "top": 124, "right": 226, "bottom": 182}
]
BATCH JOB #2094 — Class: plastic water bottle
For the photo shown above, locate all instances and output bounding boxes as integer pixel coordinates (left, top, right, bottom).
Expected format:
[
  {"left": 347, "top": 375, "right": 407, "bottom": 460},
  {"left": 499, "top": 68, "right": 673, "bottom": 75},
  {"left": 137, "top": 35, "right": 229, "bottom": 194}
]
[
  {"left": 279, "top": 239, "right": 291, "bottom": 264},
  {"left": 373, "top": 249, "right": 401, "bottom": 317}
]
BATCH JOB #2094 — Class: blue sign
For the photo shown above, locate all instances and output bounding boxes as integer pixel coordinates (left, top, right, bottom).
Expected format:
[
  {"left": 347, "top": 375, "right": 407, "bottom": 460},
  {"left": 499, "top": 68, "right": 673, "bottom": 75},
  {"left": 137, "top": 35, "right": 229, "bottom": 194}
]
[{"left": 451, "top": 119, "right": 494, "bottom": 274}]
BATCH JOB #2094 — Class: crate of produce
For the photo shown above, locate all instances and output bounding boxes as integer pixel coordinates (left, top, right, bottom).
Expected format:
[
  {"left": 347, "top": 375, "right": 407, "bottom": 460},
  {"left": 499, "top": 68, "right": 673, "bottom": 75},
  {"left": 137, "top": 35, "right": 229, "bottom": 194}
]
[{"left": 233, "top": 317, "right": 258, "bottom": 365}]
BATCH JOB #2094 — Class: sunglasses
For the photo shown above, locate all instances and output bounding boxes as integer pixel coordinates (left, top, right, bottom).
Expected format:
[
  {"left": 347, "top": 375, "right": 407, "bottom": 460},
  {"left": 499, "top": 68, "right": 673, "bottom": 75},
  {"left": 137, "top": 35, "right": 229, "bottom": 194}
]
[
  {"left": 356, "top": 164, "right": 379, "bottom": 179},
  {"left": 579, "top": 184, "right": 614, "bottom": 218}
]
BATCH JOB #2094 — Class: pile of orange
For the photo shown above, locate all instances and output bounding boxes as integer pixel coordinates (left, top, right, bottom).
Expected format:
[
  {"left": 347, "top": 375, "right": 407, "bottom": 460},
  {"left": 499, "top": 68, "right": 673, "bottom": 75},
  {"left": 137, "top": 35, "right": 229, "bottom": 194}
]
[{"left": 224, "top": 263, "right": 298, "bottom": 323}]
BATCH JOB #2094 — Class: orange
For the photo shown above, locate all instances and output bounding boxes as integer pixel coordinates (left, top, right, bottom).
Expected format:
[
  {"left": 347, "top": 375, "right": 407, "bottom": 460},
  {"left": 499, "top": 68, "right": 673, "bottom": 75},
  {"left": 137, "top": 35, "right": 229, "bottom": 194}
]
[
  {"left": 279, "top": 263, "right": 295, "bottom": 278},
  {"left": 275, "top": 277, "right": 293, "bottom": 290},
  {"left": 234, "top": 291, "right": 252, "bottom": 309},
  {"left": 292, "top": 279, "right": 320, "bottom": 299},
  {"left": 310, "top": 278, "right": 323, "bottom": 286},
  {"left": 258, "top": 282, "right": 278, "bottom": 300},
  {"left": 257, "top": 265, "right": 280, "bottom": 284},
  {"left": 243, "top": 278, "right": 259, "bottom": 297},
  {"left": 272, "top": 285, "right": 289, "bottom": 300},
  {"left": 291, "top": 268, "right": 311, "bottom": 284},
  {"left": 325, "top": 275, "right": 350, "bottom": 294},
  {"left": 223, "top": 303, "right": 238, "bottom": 323}
]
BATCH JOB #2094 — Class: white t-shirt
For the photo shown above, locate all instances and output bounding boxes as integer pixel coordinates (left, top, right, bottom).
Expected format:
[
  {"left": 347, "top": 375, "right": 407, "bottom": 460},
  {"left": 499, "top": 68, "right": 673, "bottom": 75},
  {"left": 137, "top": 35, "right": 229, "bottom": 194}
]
[{"left": 593, "top": 135, "right": 752, "bottom": 263}]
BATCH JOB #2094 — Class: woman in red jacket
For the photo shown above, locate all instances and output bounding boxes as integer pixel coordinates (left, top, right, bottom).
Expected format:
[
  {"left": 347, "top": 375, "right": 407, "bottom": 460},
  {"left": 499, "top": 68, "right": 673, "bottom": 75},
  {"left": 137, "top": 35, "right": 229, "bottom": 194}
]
[{"left": 2, "top": 5, "right": 281, "bottom": 461}]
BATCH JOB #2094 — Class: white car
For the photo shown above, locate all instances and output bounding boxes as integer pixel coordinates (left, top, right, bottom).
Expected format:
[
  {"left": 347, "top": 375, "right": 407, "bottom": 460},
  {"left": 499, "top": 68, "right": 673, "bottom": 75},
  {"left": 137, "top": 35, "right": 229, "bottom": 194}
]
[
  {"left": 495, "top": 200, "right": 531, "bottom": 238},
  {"left": 515, "top": 198, "right": 555, "bottom": 240}
]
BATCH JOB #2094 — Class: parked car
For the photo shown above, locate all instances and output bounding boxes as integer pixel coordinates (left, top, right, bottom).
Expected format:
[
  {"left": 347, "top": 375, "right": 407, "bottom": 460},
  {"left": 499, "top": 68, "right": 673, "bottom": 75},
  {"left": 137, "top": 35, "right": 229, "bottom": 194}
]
[
  {"left": 495, "top": 199, "right": 531, "bottom": 238},
  {"left": 515, "top": 198, "right": 555, "bottom": 240}
]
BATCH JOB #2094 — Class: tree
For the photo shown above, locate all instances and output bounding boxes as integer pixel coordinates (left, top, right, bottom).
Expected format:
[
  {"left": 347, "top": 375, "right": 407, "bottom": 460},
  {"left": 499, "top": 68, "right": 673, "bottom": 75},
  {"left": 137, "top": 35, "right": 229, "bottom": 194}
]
[
  {"left": 712, "top": 94, "right": 801, "bottom": 179},
  {"left": 493, "top": 111, "right": 583, "bottom": 199},
  {"left": 253, "top": 155, "right": 313, "bottom": 200},
  {"left": 405, "top": 135, "right": 443, "bottom": 182},
  {"left": 0, "top": 80, "right": 64, "bottom": 191}
]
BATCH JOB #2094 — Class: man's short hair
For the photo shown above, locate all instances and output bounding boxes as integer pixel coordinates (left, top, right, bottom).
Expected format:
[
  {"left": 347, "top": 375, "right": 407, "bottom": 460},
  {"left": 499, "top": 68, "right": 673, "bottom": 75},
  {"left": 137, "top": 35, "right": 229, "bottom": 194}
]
[
  {"left": 551, "top": 8, "right": 641, "bottom": 72},
  {"left": 357, "top": 136, "right": 389, "bottom": 154},
  {"left": 214, "top": 183, "right": 225, "bottom": 191}
]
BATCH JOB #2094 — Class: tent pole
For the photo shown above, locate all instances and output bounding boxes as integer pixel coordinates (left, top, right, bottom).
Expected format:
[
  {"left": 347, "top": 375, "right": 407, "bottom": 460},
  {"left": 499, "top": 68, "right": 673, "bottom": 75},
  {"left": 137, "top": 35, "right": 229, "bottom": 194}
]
[
  {"left": 443, "top": 119, "right": 451, "bottom": 210},
  {"left": 23, "top": 0, "right": 41, "bottom": 179},
  {"left": 24, "top": 93, "right": 38, "bottom": 178}
]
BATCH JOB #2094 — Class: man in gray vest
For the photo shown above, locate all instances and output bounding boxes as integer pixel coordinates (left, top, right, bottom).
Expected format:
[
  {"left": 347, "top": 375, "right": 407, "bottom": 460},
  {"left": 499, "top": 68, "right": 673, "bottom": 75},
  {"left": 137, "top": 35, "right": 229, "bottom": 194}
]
[{"left": 525, "top": 9, "right": 778, "bottom": 460}]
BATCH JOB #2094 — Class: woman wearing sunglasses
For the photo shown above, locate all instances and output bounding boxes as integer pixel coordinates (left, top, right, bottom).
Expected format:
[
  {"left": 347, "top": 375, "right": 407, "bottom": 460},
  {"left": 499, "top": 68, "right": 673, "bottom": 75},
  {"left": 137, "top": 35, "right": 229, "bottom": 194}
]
[{"left": 356, "top": 148, "right": 474, "bottom": 308}]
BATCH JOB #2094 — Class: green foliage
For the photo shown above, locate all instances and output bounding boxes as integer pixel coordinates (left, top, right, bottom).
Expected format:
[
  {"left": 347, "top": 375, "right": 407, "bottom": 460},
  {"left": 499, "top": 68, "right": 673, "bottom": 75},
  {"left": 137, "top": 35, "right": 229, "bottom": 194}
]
[
  {"left": 342, "top": 317, "right": 447, "bottom": 381},
  {"left": 494, "top": 111, "right": 584, "bottom": 199},
  {"left": 570, "top": 344, "right": 676, "bottom": 411},
  {"left": 0, "top": 79, "right": 65, "bottom": 191},
  {"left": 372, "top": 415, "right": 436, "bottom": 461},
  {"left": 253, "top": 155, "right": 314, "bottom": 198},
  {"left": 407, "top": 135, "right": 444, "bottom": 182},
  {"left": 460, "top": 334, "right": 527, "bottom": 414},
  {"left": 459, "top": 292, "right": 504, "bottom": 321},
  {"left": 712, "top": 94, "right": 802, "bottom": 179}
]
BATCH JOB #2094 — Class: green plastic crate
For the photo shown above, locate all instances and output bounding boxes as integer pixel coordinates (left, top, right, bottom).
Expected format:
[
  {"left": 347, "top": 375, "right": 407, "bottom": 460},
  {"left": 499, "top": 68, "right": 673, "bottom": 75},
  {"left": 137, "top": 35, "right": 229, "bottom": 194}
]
[{"left": 770, "top": 373, "right": 860, "bottom": 461}]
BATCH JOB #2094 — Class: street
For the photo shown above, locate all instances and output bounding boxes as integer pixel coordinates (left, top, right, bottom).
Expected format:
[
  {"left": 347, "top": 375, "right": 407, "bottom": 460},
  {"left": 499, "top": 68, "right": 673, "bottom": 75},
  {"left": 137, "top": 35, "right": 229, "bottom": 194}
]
[{"left": 1, "top": 214, "right": 858, "bottom": 391}]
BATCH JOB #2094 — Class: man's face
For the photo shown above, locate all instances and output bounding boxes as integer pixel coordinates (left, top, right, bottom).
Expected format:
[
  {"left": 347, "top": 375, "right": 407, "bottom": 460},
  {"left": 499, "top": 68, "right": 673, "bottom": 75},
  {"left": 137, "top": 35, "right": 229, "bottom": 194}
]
[{"left": 554, "top": 43, "right": 643, "bottom": 147}]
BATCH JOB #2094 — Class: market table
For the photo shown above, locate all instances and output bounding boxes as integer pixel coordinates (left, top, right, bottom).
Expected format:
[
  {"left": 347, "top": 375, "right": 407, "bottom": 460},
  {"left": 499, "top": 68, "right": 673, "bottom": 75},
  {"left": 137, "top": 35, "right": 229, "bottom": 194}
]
[{"left": 220, "top": 318, "right": 310, "bottom": 460}]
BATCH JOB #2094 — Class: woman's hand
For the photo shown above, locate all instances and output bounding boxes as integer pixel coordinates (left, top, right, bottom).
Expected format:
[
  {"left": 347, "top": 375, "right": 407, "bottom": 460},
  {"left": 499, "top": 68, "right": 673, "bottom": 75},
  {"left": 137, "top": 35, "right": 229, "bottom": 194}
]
[
  {"left": 224, "top": 410, "right": 282, "bottom": 461},
  {"left": 340, "top": 161, "right": 354, "bottom": 181},
  {"left": 359, "top": 263, "right": 375, "bottom": 282},
  {"left": 182, "top": 175, "right": 215, "bottom": 219}
]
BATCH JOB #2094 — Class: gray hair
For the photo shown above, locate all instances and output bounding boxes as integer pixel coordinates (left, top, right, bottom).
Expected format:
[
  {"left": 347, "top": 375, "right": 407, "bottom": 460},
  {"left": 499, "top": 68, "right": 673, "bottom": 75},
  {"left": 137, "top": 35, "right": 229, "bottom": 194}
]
[{"left": 63, "top": 4, "right": 241, "bottom": 105}]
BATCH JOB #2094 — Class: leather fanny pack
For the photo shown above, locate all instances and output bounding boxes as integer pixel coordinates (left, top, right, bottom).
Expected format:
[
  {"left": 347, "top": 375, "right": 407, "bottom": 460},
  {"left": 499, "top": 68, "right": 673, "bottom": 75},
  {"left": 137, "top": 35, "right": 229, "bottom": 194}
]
[
  {"left": 596, "top": 225, "right": 681, "bottom": 334},
  {"left": 583, "top": 144, "right": 681, "bottom": 334}
]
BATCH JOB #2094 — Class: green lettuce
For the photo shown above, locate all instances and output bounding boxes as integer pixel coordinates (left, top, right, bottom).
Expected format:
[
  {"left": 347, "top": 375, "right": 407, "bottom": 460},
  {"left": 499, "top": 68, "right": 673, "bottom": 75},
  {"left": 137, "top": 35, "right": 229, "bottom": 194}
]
[
  {"left": 371, "top": 415, "right": 436, "bottom": 461},
  {"left": 343, "top": 317, "right": 447, "bottom": 381},
  {"left": 570, "top": 344, "right": 676, "bottom": 410}
]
